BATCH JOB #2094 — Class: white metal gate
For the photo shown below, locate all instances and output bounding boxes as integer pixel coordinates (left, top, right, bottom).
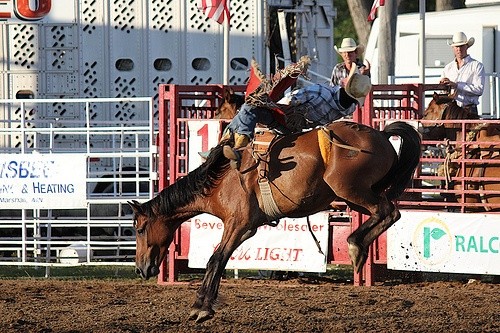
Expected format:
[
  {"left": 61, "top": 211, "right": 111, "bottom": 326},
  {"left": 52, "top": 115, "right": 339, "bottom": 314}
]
[{"left": 0, "top": 97, "right": 155, "bottom": 269}]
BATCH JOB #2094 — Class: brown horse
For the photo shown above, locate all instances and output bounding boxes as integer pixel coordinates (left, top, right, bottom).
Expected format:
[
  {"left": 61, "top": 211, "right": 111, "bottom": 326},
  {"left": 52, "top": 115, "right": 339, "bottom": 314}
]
[
  {"left": 129, "top": 120, "right": 421, "bottom": 322},
  {"left": 422, "top": 92, "right": 500, "bottom": 210},
  {"left": 443, "top": 123, "right": 500, "bottom": 211},
  {"left": 214, "top": 87, "right": 245, "bottom": 119},
  {"left": 421, "top": 92, "right": 479, "bottom": 141}
]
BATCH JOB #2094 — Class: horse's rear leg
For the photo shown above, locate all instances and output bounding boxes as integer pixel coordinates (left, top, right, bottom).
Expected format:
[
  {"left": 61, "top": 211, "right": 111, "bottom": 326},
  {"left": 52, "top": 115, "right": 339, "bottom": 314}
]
[{"left": 347, "top": 196, "right": 400, "bottom": 272}]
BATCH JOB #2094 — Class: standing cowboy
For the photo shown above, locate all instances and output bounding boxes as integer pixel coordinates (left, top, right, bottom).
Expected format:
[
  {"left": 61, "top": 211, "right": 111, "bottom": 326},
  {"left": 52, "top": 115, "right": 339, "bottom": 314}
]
[
  {"left": 440, "top": 32, "right": 485, "bottom": 116},
  {"left": 330, "top": 38, "right": 370, "bottom": 87}
]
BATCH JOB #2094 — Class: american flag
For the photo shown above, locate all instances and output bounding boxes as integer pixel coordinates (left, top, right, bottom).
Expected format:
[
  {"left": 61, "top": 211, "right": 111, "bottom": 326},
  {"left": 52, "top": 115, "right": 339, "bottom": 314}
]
[
  {"left": 200, "top": 0, "right": 230, "bottom": 25},
  {"left": 368, "top": 0, "right": 385, "bottom": 22}
]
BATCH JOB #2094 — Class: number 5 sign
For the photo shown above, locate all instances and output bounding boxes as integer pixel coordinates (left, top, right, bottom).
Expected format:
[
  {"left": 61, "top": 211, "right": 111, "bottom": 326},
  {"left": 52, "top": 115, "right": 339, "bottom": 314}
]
[{"left": 187, "top": 120, "right": 225, "bottom": 172}]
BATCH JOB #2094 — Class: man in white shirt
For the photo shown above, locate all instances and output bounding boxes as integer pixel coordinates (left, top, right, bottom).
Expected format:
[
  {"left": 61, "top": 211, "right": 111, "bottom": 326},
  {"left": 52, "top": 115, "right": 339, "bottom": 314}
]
[{"left": 440, "top": 32, "right": 485, "bottom": 116}]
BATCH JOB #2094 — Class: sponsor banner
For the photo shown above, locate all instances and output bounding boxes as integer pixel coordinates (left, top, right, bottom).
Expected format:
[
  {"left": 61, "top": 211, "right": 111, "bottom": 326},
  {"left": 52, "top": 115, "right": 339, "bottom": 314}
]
[
  {"left": 188, "top": 212, "right": 329, "bottom": 272},
  {"left": 388, "top": 210, "right": 500, "bottom": 275},
  {"left": 0, "top": 0, "right": 76, "bottom": 23},
  {"left": 187, "top": 120, "right": 223, "bottom": 172},
  {"left": 0, "top": 154, "right": 87, "bottom": 209}
]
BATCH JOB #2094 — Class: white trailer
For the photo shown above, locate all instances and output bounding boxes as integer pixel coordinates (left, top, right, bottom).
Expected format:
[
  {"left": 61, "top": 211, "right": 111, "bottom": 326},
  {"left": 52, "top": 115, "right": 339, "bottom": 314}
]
[
  {"left": 0, "top": 0, "right": 335, "bottom": 269},
  {"left": 366, "top": 1, "right": 500, "bottom": 117}
]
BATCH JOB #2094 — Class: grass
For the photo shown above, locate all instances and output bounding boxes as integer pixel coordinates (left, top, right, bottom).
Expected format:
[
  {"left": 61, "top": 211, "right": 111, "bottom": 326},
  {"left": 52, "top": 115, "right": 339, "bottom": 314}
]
[
  {"left": 0, "top": 265, "right": 138, "bottom": 280},
  {"left": 0, "top": 264, "right": 354, "bottom": 282}
]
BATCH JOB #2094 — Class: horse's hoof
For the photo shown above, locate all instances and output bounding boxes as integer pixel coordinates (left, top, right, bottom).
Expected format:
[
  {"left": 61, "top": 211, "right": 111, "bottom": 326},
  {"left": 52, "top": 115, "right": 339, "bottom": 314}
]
[
  {"left": 195, "top": 310, "right": 214, "bottom": 323},
  {"left": 188, "top": 309, "right": 200, "bottom": 321},
  {"left": 348, "top": 242, "right": 368, "bottom": 273}
]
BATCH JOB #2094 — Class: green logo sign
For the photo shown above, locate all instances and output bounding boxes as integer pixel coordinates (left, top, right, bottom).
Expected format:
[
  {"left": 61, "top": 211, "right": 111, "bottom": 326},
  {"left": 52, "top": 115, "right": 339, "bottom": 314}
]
[
  {"left": 413, "top": 218, "right": 453, "bottom": 266},
  {"left": 423, "top": 227, "right": 447, "bottom": 258}
]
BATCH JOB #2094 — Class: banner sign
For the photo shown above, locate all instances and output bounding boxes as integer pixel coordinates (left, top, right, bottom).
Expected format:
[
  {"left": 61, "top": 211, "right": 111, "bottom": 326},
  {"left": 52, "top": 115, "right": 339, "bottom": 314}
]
[
  {"left": 388, "top": 210, "right": 500, "bottom": 275},
  {"left": 188, "top": 212, "right": 329, "bottom": 272},
  {"left": 0, "top": 154, "right": 87, "bottom": 209},
  {"left": 0, "top": 0, "right": 76, "bottom": 23},
  {"left": 187, "top": 120, "right": 223, "bottom": 172}
]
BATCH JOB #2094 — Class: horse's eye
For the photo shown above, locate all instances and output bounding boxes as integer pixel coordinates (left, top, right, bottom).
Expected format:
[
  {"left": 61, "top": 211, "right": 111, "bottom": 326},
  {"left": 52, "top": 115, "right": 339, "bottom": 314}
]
[{"left": 137, "top": 228, "right": 144, "bottom": 235}]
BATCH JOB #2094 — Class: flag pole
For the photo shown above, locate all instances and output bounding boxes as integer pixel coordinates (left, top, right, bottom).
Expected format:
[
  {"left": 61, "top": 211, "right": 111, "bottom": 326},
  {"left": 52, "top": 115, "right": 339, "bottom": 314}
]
[
  {"left": 223, "top": 19, "right": 229, "bottom": 85},
  {"left": 419, "top": 0, "right": 425, "bottom": 84}
]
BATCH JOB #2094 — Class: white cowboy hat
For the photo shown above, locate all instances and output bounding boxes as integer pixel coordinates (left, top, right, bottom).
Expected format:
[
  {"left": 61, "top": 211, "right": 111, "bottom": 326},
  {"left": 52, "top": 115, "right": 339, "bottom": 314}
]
[
  {"left": 447, "top": 32, "right": 475, "bottom": 48},
  {"left": 334, "top": 38, "right": 365, "bottom": 54},
  {"left": 345, "top": 65, "right": 372, "bottom": 106}
]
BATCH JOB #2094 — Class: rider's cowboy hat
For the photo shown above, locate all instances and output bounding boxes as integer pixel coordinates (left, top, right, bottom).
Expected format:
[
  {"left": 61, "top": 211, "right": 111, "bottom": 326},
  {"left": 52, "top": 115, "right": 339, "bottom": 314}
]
[
  {"left": 447, "top": 32, "right": 475, "bottom": 48},
  {"left": 334, "top": 38, "right": 365, "bottom": 54},
  {"left": 345, "top": 65, "right": 372, "bottom": 106}
]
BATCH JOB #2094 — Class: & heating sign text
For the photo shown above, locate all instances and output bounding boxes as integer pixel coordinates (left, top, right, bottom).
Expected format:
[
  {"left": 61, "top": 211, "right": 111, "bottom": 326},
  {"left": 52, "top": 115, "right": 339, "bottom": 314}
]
[{"left": 0, "top": 154, "right": 87, "bottom": 209}]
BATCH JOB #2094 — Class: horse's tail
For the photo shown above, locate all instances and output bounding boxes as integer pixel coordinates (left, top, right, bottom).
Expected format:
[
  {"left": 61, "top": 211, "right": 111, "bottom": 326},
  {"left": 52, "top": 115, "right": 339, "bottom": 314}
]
[{"left": 383, "top": 121, "right": 422, "bottom": 201}]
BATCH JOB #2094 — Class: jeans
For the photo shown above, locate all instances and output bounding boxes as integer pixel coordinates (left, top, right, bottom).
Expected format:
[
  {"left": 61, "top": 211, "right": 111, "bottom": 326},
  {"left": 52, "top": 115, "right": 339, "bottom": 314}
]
[{"left": 226, "top": 103, "right": 275, "bottom": 138}]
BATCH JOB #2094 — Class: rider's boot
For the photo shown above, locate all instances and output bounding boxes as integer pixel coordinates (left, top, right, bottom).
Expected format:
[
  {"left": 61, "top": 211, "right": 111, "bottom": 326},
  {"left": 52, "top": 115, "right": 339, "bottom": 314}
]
[
  {"left": 223, "top": 133, "right": 250, "bottom": 170},
  {"left": 219, "top": 128, "right": 232, "bottom": 142},
  {"left": 199, "top": 128, "right": 233, "bottom": 159}
]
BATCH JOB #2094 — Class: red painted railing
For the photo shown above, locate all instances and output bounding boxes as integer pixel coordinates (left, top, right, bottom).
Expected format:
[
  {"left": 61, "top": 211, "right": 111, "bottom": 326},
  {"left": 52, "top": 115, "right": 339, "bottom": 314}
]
[{"left": 156, "top": 83, "right": 500, "bottom": 286}]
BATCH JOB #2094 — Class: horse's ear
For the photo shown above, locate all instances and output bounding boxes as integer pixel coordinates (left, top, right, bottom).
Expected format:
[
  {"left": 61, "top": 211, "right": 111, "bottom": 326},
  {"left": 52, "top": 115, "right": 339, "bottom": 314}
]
[
  {"left": 433, "top": 92, "right": 439, "bottom": 100},
  {"left": 224, "top": 87, "right": 234, "bottom": 101},
  {"left": 128, "top": 200, "right": 142, "bottom": 215}
]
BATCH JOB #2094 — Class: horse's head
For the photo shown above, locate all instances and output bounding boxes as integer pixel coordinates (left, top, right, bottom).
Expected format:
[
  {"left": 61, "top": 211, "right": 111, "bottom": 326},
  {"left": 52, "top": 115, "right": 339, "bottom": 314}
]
[
  {"left": 128, "top": 200, "right": 174, "bottom": 280},
  {"left": 422, "top": 92, "right": 454, "bottom": 122},
  {"left": 421, "top": 92, "right": 460, "bottom": 140},
  {"left": 214, "top": 87, "right": 244, "bottom": 119},
  {"left": 420, "top": 92, "right": 448, "bottom": 140},
  {"left": 421, "top": 91, "right": 482, "bottom": 142}
]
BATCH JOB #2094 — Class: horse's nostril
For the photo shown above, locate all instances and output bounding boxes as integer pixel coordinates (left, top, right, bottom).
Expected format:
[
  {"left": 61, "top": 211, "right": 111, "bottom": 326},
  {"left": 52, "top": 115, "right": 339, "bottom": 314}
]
[
  {"left": 150, "top": 265, "right": 160, "bottom": 277},
  {"left": 135, "top": 267, "right": 142, "bottom": 276}
]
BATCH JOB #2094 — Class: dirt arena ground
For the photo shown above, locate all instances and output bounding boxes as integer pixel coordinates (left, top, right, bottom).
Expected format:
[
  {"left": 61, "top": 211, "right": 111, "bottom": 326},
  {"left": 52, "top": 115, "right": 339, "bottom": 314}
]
[{"left": 0, "top": 277, "right": 498, "bottom": 333}]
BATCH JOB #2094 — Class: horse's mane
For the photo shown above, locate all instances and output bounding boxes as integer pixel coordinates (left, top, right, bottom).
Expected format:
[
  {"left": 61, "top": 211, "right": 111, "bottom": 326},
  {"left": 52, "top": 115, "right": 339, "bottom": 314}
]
[
  {"left": 434, "top": 93, "right": 454, "bottom": 105},
  {"left": 442, "top": 102, "right": 476, "bottom": 120},
  {"left": 142, "top": 143, "right": 230, "bottom": 217}
]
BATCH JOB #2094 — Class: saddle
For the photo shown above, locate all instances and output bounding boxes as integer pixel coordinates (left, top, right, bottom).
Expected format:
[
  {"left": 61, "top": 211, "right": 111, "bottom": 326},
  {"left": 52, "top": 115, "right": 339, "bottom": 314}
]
[
  {"left": 248, "top": 126, "right": 282, "bottom": 223},
  {"left": 252, "top": 126, "right": 277, "bottom": 154}
]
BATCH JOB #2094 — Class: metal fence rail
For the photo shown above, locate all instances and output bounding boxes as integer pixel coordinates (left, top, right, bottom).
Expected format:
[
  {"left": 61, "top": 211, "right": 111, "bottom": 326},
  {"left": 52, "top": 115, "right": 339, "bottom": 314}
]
[{"left": 0, "top": 97, "right": 156, "bottom": 270}]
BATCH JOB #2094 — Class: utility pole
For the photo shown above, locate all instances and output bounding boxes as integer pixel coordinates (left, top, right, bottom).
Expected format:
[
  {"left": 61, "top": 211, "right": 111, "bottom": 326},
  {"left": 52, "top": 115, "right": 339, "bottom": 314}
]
[{"left": 377, "top": 1, "right": 398, "bottom": 84}]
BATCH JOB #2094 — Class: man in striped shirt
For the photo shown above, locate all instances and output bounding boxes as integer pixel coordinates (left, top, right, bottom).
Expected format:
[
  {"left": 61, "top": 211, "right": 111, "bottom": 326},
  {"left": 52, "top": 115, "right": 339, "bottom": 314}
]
[{"left": 330, "top": 38, "right": 370, "bottom": 87}]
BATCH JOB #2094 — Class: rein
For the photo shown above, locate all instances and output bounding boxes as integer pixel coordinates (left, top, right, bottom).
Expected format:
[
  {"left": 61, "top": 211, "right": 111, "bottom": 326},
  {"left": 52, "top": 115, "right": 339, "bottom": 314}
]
[
  {"left": 441, "top": 139, "right": 459, "bottom": 188},
  {"left": 320, "top": 126, "right": 363, "bottom": 152},
  {"left": 435, "top": 101, "right": 452, "bottom": 127}
]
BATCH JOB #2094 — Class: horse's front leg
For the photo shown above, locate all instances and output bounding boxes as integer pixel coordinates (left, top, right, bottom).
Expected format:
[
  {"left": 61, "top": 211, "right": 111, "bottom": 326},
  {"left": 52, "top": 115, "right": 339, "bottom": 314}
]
[{"left": 189, "top": 227, "right": 256, "bottom": 323}]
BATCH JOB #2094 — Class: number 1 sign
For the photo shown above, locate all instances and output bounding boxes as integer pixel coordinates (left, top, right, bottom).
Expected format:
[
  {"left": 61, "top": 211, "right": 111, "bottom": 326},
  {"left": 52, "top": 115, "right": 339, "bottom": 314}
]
[{"left": 187, "top": 120, "right": 225, "bottom": 172}]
